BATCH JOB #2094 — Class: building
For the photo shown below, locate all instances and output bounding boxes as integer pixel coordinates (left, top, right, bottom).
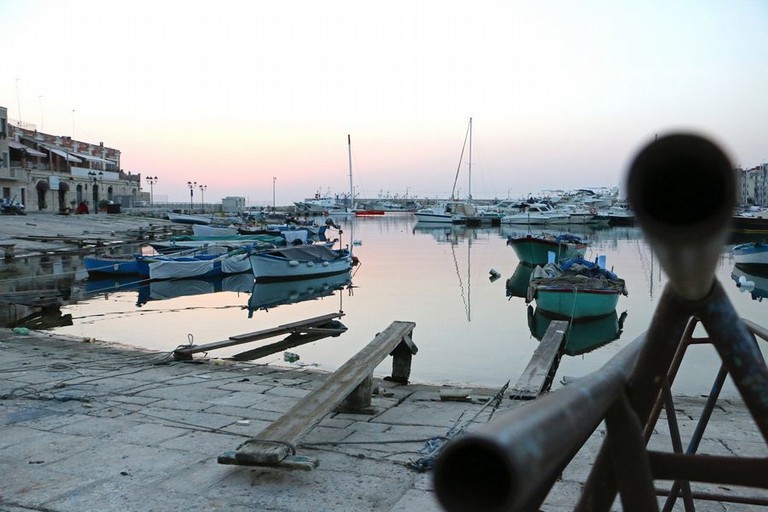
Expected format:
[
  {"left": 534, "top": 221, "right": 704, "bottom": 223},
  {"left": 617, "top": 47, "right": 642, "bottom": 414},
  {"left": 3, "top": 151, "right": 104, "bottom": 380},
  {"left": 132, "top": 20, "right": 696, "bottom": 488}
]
[
  {"left": 737, "top": 164, "right": 768, "bottom": 207},
  {"left": 0, "top": 106, "right": 142, "bottom": 212}
]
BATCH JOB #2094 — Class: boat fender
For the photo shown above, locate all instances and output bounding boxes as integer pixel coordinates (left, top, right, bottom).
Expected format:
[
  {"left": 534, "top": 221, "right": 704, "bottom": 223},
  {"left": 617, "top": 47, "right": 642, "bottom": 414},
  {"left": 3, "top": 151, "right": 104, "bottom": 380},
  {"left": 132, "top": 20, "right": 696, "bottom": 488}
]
[
  {"left": 288, "top": 260, "right": 299, "bottom": 267},
  {"left": 322, "top": 261, "right": 329, "bottom": 267}
]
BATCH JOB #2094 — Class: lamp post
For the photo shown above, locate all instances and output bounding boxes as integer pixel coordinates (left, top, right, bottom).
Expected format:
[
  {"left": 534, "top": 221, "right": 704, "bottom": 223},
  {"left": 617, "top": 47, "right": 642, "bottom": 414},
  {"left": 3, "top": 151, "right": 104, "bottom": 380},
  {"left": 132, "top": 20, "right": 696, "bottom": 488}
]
[
  {"left": 187, "top": 181, "right": 196, "bottom": 212},
  {"left": 146, "top": 176, "right": 158, "bottom": 206},
  {"left": 199, "top": 184, "right": 207, "bottom": 212},
  {"left": 272, "top": 177, "right": 277, "bottom": 210},
  {"left": 88, "top": 171, "right": 103, "bottom": 214}
]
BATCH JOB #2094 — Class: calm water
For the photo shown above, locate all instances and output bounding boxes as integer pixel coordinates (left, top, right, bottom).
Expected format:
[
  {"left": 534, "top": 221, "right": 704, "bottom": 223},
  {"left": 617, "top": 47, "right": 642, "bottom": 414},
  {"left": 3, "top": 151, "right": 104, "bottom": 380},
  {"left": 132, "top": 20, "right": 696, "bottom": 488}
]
[{"left": 40, "top": 214, "right": 768, "bottom": 397}]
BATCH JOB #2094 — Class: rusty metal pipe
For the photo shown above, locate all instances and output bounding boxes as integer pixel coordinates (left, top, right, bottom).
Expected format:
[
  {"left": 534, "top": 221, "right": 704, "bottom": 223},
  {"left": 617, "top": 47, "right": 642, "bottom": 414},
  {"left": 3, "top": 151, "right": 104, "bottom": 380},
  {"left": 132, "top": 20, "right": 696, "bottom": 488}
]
[
  {"left": 432, "top": 338, "right": 644, "bottom": 512},
  {"left": 627, "top": 133, "right": 734, "bottom": 301}
]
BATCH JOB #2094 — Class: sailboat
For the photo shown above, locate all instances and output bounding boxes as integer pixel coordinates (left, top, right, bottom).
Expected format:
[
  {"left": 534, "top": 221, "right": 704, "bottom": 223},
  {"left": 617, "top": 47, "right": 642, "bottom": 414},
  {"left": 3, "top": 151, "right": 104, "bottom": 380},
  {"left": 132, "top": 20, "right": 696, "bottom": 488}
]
[
  {"left": 329, "top": 134, "right": 356, "bottom": 217},
  {"left": 414, "top": 118, "right": 478, "bottom": 224}
]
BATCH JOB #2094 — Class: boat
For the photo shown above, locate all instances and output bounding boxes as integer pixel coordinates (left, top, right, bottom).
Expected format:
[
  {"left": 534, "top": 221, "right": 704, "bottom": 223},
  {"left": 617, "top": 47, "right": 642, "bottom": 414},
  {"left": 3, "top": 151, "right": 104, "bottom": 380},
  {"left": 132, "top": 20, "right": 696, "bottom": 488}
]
[
  {"left": 83, "top": 254, "right": 141, "bottom": 276},
  {"left": 413, "top": 200, "right": 478, "bottom": 224},
  {"left": 413, "top": 118, "right": 478, "bottom": 225},
  {"left": 247, "top": 271, "right": 351, "bottom": 313},
  {"left": 526, "top": 257, "right": 628, "bottom": 320},
  {"left": 166, "top": 211, "right": 213, "bottom": 225},
  {"left": 149, "top": 233, "right": 284, "bottom": 253},
  {"left": 732, "top": 241, "right": 768, "bottom": 269},
  {"left": 732, "top": 207, "right": 768, "bottom": 231},
  {"left": 506, "top": 233, "right": 588, "bottom": 266},
  {"left": 500, "top": 203, "right": 569, "bottom": 225},
  {"left": 294, "top": 194, "right": 343, "bottom": 214},
  {"left": 136, "top": 247, "right": 253, "bottom": 280},
  {"left": 192, "top": 224, "right": 240, "bottom": 237},
  {"left": 527, "top": 305, "right": 626, "bottom": 356},
  {"left": 249, "top": 244, "right": 354, "bottom": 281}
]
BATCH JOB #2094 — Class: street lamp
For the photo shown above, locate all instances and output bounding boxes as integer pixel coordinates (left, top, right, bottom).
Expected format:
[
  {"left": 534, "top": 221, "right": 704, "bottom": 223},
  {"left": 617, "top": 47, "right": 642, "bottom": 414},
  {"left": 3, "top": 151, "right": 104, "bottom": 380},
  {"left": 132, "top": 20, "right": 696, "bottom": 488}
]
[
  {"left": 199, "top": 184, "right": 207, "bottom": 212},
  {"left": 187, "top": 181, "right": 196, "bottom": 212},
  {"left": 272, "top": 177, "right": 277, "bottom": 210},
  {"left": 146, "top": 176, "right": 158, "bottom": 206},
  {"left": 88, "top": 171, "right": 103, "bottom": 214}
]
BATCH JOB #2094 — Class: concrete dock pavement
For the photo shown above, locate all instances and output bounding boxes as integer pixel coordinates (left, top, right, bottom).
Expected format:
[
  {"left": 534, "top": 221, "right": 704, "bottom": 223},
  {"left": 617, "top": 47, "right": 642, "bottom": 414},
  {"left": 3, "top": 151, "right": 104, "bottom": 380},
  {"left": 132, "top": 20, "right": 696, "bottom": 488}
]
[{"left": 1, "top": 328, "right": 766, "bottom": 511}]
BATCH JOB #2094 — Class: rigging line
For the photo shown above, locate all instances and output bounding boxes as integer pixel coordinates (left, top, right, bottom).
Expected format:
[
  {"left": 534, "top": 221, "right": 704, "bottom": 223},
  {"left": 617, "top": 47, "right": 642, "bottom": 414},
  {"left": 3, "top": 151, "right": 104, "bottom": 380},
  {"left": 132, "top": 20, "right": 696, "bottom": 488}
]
[{"left": 450, "top": 120, "right": 472, "bottom": 200}]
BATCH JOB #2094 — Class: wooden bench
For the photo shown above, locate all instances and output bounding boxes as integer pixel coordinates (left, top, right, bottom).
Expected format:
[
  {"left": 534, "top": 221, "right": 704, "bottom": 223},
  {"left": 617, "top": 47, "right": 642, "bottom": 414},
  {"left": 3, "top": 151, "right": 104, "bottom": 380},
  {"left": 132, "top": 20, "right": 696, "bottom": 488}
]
[{"left": 219, "top": 320, "right": 417, "bottom": 469}]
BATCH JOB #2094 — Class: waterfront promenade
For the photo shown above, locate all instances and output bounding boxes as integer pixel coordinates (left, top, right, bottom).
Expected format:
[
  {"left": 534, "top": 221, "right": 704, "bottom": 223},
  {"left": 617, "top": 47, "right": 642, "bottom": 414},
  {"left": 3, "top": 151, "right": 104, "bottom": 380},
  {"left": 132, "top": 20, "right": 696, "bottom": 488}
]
[{"left": 1, "top": 328, "right": 766, "bottom": 512}]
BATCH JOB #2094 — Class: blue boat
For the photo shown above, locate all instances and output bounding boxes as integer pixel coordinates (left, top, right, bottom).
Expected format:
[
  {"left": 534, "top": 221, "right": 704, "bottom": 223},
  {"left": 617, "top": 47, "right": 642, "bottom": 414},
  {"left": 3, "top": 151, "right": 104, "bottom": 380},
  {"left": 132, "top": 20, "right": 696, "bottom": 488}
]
[
  {"left": 136, "top": 247, "right": 252, "bottom": 280},
  {"left": 526, "top": 257, "right": 628, "bottom": 320},
  {"left": 83, "top": 254, "right": 140, "bottom": 276}
]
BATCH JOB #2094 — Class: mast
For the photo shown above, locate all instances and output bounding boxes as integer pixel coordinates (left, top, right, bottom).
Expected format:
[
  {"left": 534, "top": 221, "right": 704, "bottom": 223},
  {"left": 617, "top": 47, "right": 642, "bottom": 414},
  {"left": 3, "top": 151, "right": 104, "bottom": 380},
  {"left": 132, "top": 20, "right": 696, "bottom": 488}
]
[
  {"left": 468, "top": 117, "right": 473, "bottom": 200},
  {"left": 347, "top": 134, "right": 353, "bottom": 211}
]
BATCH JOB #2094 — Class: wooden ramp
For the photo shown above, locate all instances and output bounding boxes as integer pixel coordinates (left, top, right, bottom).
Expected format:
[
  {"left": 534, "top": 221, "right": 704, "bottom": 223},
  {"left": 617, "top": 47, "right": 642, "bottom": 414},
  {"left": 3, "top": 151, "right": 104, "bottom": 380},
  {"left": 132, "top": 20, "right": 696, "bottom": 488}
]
[
  {"left": 219, "top": 320, "right": 417, "bottom": 469},
  {"left": 510, "top": 320, "right": 569, "bottom": 400},
  {"left": 173, "top": 313, "right": 346, "bottom": 360}
]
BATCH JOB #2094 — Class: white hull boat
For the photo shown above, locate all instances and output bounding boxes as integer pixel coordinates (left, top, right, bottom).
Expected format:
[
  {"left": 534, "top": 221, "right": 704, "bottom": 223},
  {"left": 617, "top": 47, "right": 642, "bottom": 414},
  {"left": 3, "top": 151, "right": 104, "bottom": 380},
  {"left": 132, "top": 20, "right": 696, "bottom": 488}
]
[{"left": 249, "top": 244, "right": 353, "bottom": 281}]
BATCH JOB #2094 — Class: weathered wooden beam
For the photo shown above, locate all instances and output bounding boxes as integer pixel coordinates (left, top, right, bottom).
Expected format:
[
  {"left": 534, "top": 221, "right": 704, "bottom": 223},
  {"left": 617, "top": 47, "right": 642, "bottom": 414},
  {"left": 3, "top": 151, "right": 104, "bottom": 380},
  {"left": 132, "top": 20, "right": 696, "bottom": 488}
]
[
  {"left": 173, "top": 312, "right": 344, "bottom": 359},
  {"left": 219, "top": 320, "right": 417, "bottom": 468},
  {"left": 510, "top": 320, "right": 569, "bottom": 400}
]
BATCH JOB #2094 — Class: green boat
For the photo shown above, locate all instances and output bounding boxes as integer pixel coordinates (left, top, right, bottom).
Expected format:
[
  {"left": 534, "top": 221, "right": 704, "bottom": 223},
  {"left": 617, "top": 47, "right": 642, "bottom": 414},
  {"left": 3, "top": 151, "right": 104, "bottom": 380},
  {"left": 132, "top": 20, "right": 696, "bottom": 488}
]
[
  {"left": 526, "top": 257, "right": 628, "bottom": 320},
  {"left": 507, "top": 233, "right": 587, "bottom": 266}
]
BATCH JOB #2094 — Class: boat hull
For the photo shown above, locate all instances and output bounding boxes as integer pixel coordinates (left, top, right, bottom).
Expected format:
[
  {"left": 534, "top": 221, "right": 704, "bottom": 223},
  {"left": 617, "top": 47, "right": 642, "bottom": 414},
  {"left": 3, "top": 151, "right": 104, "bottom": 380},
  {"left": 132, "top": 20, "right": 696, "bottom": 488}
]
[
  {"left": 531, "top": 287, "right": 621, "bottom": 320},
  {"left": 507, "top": 235, "right": 587, "bottom": 266},
  {"left": 732, "top": 242, "right": 768, "bottom": 268},
  {"left": 83, "top": 255, "right": 140, "bottom": 276},
  {"left": 249, "top": 245, "right": 353, "bottom": 281}
]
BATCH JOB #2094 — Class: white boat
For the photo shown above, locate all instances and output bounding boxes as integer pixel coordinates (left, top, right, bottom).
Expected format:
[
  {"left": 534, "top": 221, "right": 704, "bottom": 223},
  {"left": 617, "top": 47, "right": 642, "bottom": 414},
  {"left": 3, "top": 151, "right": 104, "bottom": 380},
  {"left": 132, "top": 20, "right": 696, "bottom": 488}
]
[
  {"left": 294, "top": 195, "right": 343, "bottom": 214},
  {"left": 732, "top": 241, "right": 768, "bottom": 269},
  {"left": 249, "top": 244, "right": 354, "bottom": 281},
  {"left": 414, "top": 200, "right": 478, "bottom": 224},
  {"left": 500, "top": 203, "right": 569, "bottom": 225},
  {"left": 166, "top": 211, "right": 213, "bottom": 225}
]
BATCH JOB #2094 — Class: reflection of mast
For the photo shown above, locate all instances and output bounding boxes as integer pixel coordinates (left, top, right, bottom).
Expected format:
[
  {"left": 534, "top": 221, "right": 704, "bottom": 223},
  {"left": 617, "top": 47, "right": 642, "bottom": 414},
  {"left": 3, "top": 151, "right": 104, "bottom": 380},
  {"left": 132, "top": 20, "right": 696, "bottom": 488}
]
[{"left": 450, "top": 229, "right": 471, "bottom": 321}]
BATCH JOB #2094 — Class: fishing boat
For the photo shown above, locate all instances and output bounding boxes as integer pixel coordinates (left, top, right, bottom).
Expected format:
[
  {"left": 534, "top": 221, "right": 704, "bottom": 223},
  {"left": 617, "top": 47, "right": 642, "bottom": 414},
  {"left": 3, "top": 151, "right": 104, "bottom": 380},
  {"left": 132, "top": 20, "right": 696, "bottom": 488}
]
[
  {"left": 526, "top": 257, "right": 628, "bottom": 320},
  {"left": 732, "top": 241, "right": 768, "bottom": 269},
  {"left": 506, "top": 233, "right": 588, "bottom": 266},
  {"left": 247, "top": 271, "right": 351, "bottom": 313},
  {"left": 249, "top": 244, "right": 354, "bottom": 281},
  {"left": 83, "top": 254, "right": 141, "bottom": 276},
  {"left": 505, "top": 263, "right": 535, "bottom": 298}
]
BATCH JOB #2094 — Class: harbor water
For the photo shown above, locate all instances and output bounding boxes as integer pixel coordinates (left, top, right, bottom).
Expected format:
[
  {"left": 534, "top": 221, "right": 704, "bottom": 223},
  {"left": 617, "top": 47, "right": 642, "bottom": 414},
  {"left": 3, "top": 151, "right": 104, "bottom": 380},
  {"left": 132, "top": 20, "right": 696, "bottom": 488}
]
[{"left": 11, "top": 213, "right": 768, "bottom": 397}]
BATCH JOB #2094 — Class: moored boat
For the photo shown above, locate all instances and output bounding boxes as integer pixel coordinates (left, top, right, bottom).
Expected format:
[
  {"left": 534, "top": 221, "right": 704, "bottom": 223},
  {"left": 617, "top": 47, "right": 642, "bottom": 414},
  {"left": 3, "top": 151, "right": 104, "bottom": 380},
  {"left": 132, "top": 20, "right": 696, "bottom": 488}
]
[
  {"left": 249, "top": 244, "right": 354, "bottom": 281},
  {"left": 83, "top": 254, "right": 140, "bottom": 276},
  {"left": 527, "top": 305, "right": 626, "bottom": 356},
  {"left": 136, "top": 247, "right": 252, "bottom": 280},
  {"left": 166, "top": 211, "right": 214, "bottom": 225},
  {"left": 732, "top": 241, "right": 768, "bottom": 269},
  {"left": 526, "top": 257, "right": 628, "bottom": 320},
  {"left": 506, "top": 233, "right": 588, "bottom": 266}
]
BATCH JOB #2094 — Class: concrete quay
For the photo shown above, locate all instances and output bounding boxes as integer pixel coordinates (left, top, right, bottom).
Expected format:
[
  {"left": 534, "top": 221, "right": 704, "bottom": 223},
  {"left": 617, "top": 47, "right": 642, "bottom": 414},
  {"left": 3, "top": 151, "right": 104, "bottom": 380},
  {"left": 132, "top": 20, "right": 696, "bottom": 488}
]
[{"left": 1, "top": 328, "right": 766, "bottom": 512}]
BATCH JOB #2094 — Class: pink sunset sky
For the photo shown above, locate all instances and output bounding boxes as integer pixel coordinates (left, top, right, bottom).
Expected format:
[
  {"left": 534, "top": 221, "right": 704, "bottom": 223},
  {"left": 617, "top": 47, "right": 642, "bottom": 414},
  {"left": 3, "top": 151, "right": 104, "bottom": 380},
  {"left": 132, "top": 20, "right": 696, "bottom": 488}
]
[{"left": 2, "top": 0, "right": 767, "bottom": 205}]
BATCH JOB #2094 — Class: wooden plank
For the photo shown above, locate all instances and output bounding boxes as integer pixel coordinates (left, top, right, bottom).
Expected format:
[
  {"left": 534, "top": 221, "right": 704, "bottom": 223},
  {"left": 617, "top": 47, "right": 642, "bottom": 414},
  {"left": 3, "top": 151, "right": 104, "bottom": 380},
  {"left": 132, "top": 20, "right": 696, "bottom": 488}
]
[
  {"left": 230, "top": 327, "right": 348, "bottom": 361},
  {"left": 511, "top": 320, "right": 569, "bottom": 400},
  {"left": 174, "top": 313, "right": 344, "bottom": 357},
  {"left": 227, "top": 320, "right": 416, "bottom": 466}
]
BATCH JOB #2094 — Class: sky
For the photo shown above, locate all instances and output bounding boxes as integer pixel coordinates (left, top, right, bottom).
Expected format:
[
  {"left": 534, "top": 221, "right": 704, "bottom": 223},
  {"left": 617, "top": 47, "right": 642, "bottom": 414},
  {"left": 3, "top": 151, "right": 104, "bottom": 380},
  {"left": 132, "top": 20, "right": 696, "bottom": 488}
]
[{"left": 2, "top": 0, "right": 767, "bottom": 205}]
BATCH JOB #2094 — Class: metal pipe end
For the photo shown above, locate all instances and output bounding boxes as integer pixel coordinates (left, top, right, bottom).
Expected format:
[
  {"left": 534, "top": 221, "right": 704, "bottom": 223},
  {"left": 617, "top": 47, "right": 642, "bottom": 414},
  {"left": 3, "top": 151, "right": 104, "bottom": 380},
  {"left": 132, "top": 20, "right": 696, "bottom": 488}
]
[
  {"left": 627, "top": 133, "right": 734, "bottom": 301},
  {"left": 433, "top": 437, "right": 518, "bottom": 512}
]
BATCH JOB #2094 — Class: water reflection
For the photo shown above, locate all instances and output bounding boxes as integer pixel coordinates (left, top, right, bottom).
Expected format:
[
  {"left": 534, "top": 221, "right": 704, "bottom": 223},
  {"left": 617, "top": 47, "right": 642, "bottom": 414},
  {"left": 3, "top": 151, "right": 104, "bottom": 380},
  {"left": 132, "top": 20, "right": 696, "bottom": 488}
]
[
  {"left": 505, "top": 263, "right": 534, "bottom": 299},
  {"left": 247, "top": 271, "right": 351, "bottom": 315},
  {"left": 527, "top": 305, "right": 627, "bottom": 356}
]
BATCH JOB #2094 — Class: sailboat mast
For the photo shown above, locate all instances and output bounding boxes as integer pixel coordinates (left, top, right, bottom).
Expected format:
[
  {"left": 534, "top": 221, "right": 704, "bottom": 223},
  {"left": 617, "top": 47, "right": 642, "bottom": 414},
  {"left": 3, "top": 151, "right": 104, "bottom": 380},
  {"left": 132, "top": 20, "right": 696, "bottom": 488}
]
[
  {"left": 347, "top": 134, "right": 353, "bottom": 211},
  {"left": 468, "top": 117, "right": 472, "bottom": 200}
]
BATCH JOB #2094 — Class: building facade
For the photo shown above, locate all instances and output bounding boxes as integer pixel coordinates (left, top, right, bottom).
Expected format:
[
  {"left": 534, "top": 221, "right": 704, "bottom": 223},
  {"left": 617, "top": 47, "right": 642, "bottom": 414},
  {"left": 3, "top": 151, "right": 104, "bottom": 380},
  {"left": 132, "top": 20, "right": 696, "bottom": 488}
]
[
  {"left": 1, "top": 106, "right": 143, "bottom": 212},
  {"left": 737, "top": 164, "right": 768, "bottom": 207}
]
